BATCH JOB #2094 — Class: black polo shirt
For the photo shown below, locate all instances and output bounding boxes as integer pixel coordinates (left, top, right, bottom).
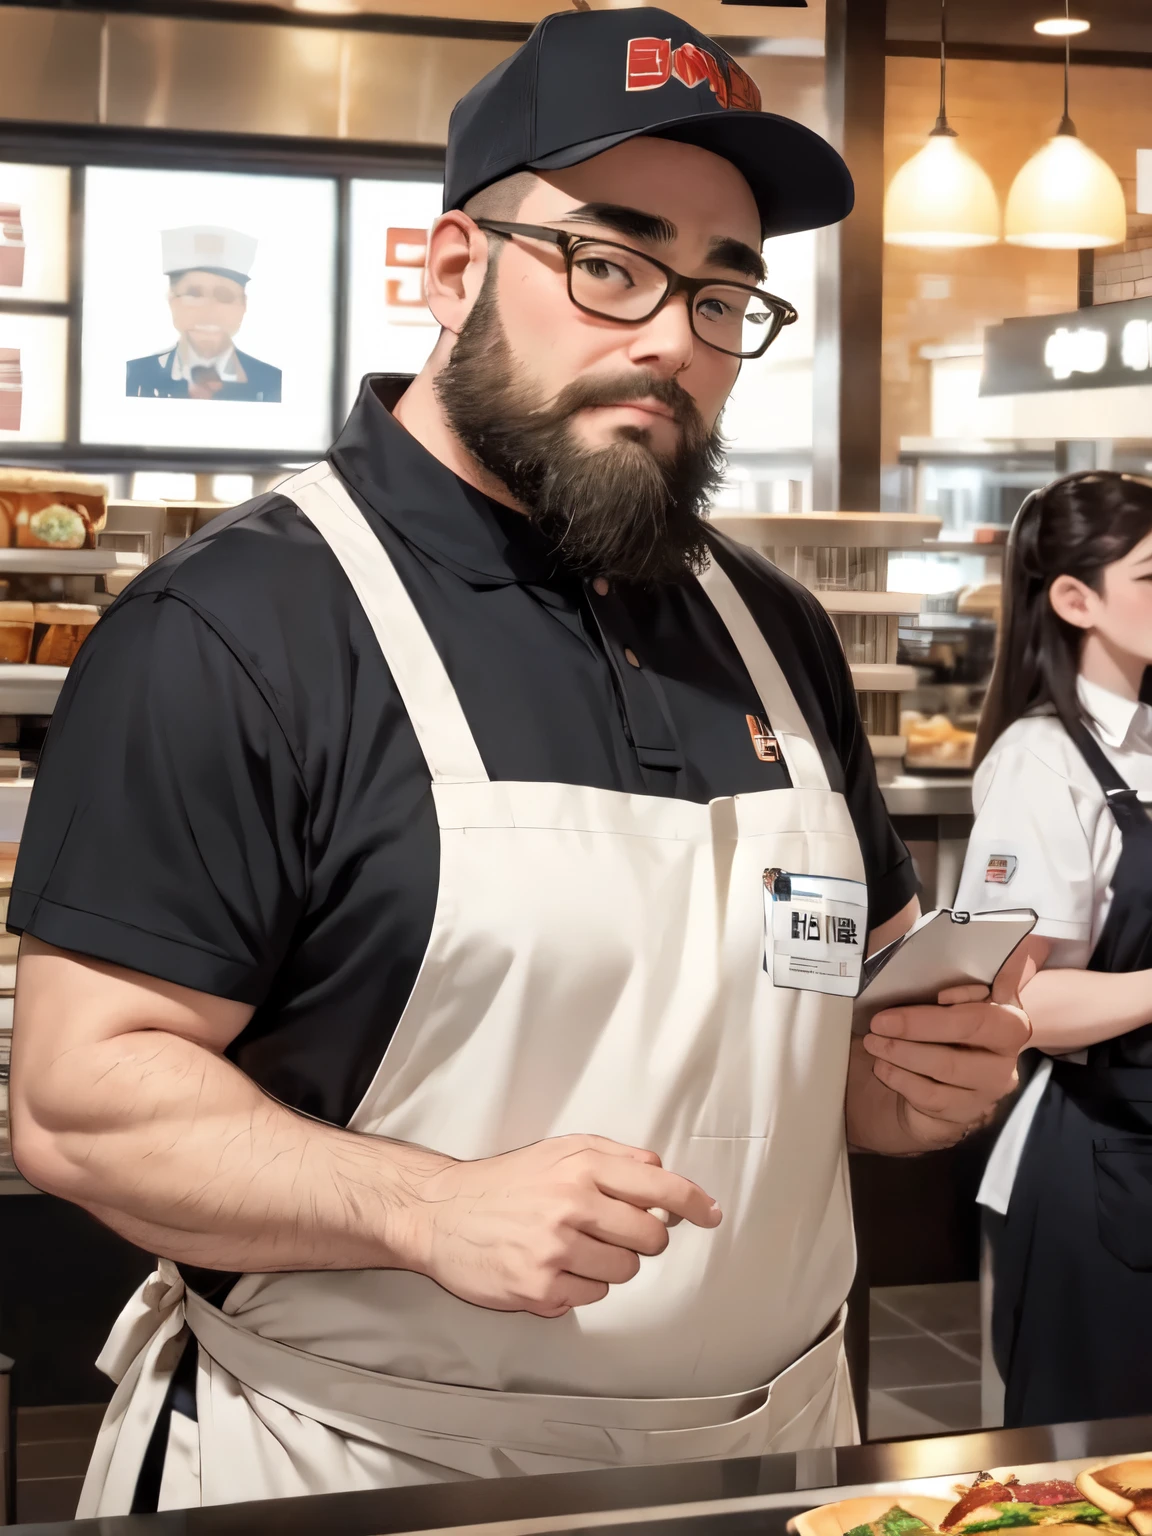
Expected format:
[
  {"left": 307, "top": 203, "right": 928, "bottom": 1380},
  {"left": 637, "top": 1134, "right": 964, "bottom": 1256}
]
[{"left": 10, "top": 376, "right": 916, "bottom": 1131}]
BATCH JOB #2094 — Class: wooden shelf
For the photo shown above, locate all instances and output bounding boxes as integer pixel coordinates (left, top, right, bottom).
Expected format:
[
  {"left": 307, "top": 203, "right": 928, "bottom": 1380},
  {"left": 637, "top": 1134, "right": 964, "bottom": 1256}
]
[
  {"left": 849, "top": 663, "right": 920, "bottom": 692},
  {"left": 921, "top": 540, "right": 1005, "bottom": 556},
  {"left": 0, "top": 664, "right": 68, "bottom": 714},
  {"left": 712, "top": 511, "right": 942, "bottom": 550},
  {"left": 0, "top": 549, "right": 146, "bottom": 575},
  {"left": 815, "top": 591, "right": 924, "bottom": 615}
]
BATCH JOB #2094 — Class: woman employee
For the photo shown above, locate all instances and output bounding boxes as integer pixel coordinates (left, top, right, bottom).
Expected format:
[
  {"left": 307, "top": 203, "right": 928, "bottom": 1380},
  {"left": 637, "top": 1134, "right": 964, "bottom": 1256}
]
[{"left": 955, "top": 470, "right": 1152, "bottom": 1426}]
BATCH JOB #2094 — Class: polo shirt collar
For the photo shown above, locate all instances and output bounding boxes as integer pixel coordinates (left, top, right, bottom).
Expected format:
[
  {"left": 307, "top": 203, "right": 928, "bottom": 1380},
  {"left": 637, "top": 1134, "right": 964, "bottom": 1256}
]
[
  {"left": 1078, "top": 674, "right": 1152, "bottom": 751},
  {"left": 328, "top": 374, "right": 566, "bottom": 589}
]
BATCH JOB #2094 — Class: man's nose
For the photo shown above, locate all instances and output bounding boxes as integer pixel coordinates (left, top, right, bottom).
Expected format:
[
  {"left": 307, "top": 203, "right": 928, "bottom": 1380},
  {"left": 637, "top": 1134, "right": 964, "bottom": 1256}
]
[{"left": 625, "top": 292, "right": 696, "bottom": 377}]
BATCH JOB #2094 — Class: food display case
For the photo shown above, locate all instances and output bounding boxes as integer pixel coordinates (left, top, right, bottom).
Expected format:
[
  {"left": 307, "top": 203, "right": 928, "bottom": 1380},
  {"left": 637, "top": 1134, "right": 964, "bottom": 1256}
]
[
  {"left": 710, "top": 513, "right": 941, "bottom": 778},
  {"left": 710, "top": 513, "right": 974, "bottom": 907},
  {"left": 6, "top": 1419, "right": 1149, "bottom": 1536}
]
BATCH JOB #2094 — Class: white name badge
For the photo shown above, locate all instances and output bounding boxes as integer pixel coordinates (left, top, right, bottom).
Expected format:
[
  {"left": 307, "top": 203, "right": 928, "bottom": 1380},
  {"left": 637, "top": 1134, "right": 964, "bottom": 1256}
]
[{"left": 763, "top": 867, "right": 868, "bottom": 997}]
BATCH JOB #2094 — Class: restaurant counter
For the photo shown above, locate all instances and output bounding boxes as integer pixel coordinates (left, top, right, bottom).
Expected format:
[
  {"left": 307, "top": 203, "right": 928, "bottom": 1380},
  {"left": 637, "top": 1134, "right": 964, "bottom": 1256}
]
[{"left": 10, "top": 1417, "right": 1152, "bottom": 1536}]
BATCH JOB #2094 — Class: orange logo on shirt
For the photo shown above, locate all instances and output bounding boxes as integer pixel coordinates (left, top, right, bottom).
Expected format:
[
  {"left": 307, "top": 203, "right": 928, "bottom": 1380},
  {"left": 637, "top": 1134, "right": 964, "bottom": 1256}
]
[
  {"left": 747, "top": 714, "right": 781, "bottom": 763},
  {"left": 984, "top": 855, "right": 1018, "bottom": 885},
  {"left": 625, "top": 37, "right": 762, "bottom": 112}
]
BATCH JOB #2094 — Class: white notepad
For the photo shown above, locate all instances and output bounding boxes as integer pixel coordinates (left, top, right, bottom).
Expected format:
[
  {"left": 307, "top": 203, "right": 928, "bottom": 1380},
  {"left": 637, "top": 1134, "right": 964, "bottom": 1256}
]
[{"left": 852, "top": 906, "right": 1038, "bottom": 1033}]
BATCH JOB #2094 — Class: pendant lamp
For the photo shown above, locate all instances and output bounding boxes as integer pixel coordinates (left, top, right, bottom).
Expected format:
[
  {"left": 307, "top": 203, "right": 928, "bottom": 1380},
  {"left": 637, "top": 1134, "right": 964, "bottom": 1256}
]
[
  {"left": 1005, "top": 2, "right": 1126, "bottom": 249},
  {"left": 884, "top": 0, "right": 1000, "bottom": 249}
]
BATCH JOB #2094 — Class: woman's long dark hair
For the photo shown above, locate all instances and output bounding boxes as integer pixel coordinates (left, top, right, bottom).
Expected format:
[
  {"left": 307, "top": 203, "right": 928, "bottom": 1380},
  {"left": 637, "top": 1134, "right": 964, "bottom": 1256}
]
[{"left": 974, "top": 471, "right": 1152, "bottom": 767}]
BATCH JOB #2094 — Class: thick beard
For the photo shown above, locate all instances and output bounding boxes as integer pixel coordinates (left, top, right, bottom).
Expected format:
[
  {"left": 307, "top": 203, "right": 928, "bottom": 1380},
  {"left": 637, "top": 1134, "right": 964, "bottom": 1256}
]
[{"left": 434, "top": 279, "right": 727, "bottom": 583}]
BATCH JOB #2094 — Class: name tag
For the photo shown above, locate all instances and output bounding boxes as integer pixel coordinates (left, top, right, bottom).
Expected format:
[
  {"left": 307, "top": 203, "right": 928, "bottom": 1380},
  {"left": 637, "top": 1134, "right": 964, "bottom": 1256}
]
[{"left": 763, "top": 868, "right": 867, "bottom": 997}]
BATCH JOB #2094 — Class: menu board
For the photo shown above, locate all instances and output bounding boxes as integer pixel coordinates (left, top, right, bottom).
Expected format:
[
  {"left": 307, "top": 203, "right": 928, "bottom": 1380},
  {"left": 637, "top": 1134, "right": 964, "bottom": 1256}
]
[
  {"left": 79, "top": 166, "right": 337, "bottom": 452},
  {"left": 0, "top": 161, "right": 70, "bottom": 303},
  {"left": 0, "top": 314, "right": 68, "bottom": 443},
  {"left": 346, "top": 177, "right": 443, "bottom": 413}
]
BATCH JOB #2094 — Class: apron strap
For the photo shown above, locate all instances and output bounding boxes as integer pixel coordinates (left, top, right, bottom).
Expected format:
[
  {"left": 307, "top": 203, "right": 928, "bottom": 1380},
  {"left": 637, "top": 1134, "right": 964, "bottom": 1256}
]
[
  {"left": 278, "top": 462, "right": 489, "bottom": 786},
  {"left": 697, "top": 553, "right": 831, "bottom": 794}
]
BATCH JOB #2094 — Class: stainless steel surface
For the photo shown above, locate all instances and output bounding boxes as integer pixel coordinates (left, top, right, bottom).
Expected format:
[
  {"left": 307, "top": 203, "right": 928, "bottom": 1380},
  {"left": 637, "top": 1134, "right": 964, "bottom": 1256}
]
[
  {"left": 107, "top": 14, "right": 346, "bottom": 138},
  {"left": 2, "top": 1417, "right": 1152, "bottom": 1535},
  {"left": 344, "top": 33, "right": 515, "bottom": 144},
  {"left": 0, "top": 10, "right": 102, "bottom": 126},
  {"left": 0, "top": 6, "right": 816, "bottom": 145},
  {"left": 881, "top": 774, "right": 974, "bottom": 818}
]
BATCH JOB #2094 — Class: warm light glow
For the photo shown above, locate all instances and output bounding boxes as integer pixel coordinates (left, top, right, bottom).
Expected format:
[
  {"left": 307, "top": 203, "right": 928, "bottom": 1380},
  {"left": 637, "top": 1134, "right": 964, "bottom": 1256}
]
[
  {"left": 292, "top": 0, "right": 358, "bottom": 12},
  {"left": 1005, "top": 132, "right": 1128, "bottom": 249},
  {"left": 1034, "top": 16, "right": 1091, "bottom": 34},
  {"left": 884, "top": 134, "right": 1001, "bottom": 248}
]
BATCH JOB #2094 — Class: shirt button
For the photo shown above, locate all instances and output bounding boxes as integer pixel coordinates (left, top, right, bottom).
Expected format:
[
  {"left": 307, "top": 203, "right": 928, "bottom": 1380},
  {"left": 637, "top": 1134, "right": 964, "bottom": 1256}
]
[
  {"left": 592, "top": 577, "right": 610, "bottom": 597},
  {"left": 624, "top": 647, "right": 640, "bottom": 668}
]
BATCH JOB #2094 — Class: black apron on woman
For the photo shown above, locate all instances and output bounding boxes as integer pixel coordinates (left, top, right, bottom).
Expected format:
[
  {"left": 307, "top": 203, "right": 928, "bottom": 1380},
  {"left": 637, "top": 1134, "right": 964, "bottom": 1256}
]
[{"left": 991, "top": 721, "right": 1152, "bottom": 1426}]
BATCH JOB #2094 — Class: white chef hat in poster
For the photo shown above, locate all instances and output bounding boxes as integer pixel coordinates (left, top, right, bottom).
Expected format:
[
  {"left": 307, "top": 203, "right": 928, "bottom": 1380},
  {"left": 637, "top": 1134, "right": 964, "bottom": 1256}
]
[{"left": 80, "top": 165, "right": 337, "bottom": 452}]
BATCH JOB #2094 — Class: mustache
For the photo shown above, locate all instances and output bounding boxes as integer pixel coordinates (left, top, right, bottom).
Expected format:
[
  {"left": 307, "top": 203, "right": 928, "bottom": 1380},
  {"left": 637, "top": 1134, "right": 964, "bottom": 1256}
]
[{"left": 531, "top": 370, "right": 702, "bottom": 436}]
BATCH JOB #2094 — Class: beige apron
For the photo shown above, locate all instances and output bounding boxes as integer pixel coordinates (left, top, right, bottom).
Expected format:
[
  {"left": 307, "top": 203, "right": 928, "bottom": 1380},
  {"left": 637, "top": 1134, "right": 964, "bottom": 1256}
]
[{"left": 79, "top": 462, "right": 865, "bottom": 1515}]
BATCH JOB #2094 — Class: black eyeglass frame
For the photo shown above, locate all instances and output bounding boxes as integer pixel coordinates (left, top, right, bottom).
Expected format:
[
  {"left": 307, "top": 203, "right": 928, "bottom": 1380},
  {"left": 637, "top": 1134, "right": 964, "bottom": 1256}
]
[{"left": 475, "top": 219, "right": 798, "bottom": 361}]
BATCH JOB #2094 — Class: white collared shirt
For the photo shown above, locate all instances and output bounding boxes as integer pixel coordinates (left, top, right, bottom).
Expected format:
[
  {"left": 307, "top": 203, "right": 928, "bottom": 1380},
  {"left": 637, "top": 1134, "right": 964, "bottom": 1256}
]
[
  {"left": 955, "top": 675, "right": 1152, "bottom": 968},
  {"left": 166, "top": 342, "right": 241, "bottom": 384},
  {"left": 957, "top": 675, "right": 1152, "bottom": 1213}
]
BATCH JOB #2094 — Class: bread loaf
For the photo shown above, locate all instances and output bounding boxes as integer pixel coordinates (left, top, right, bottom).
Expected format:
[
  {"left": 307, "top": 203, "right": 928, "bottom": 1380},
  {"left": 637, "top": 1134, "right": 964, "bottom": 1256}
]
[
  {"left": 32, "top": 603, "right": 99, "bottom": 667},
  {"left": 0, "top": 601, "right": 33, "bottom": 664},
  {"left": 0, "top": 469, "right": 108, "bottom": 547}
]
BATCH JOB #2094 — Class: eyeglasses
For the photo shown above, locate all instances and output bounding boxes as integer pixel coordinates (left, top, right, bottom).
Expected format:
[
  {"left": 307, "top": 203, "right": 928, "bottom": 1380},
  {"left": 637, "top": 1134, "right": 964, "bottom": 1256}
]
[{"left": 475, "top": 220, "right": 798, "bottom": 361}]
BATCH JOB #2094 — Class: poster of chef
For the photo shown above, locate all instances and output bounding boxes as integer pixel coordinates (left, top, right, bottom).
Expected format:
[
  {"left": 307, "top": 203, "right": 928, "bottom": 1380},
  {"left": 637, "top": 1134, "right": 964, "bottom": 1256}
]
[{"left": 80, "top": 166, "right": 336, "bottom": 453}]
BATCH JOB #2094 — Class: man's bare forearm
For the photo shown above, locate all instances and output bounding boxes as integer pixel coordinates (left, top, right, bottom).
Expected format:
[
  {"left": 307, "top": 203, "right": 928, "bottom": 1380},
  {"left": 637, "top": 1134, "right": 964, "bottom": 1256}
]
[{"left": 15, "top": 1025, "right": 448, "bottom": 1272}]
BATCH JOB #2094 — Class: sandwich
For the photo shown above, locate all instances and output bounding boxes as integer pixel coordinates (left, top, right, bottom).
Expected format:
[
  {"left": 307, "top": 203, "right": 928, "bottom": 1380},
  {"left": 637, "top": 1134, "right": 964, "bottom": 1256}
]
[
  {"left": 939, "top": 1473, "right": 1128, "bottom": 1535},
  {"left": 792, "top": 1472, "right": 1136, "bottom": 1536},
  {"left": 1077, "top": 1460, "right": 1152, "bottom": 1536}
]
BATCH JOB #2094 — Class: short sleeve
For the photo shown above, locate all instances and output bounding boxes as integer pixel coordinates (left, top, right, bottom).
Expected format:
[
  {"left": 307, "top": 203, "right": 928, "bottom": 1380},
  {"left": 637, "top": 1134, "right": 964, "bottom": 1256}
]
[
  {"left": 8, "top": 590, "right": 309, "bottom": 1003},
  {"left": 955, "top": 742, "right": 1095, "bottom": 943}
]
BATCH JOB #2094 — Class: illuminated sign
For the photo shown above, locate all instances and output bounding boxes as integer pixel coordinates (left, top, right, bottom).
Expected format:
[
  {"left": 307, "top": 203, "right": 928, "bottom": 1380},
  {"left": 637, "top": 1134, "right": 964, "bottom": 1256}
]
[
  {"left": 982, "top": 296, "right": 1152, "bottom": 395},
  {"left": 1043, "top": 326, "right": 1107, "bottom": 381}
]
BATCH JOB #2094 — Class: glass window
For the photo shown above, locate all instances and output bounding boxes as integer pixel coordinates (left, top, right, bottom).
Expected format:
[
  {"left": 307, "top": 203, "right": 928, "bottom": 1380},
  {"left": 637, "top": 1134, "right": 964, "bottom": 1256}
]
[
  {"left": 346, "top": 177, "right": 443, "bottom": 415},
  {"left": 0, "top": 313, "right": 67, "bottom": 443},
  {"left": 0, "top": 162, "right": 70, "bottom": 303},
  {"left": 717, "top": 229, "right": 816, "bottom": 512},
  {"left": 80, "top": 166, "right": 337, "bottom": 453}
]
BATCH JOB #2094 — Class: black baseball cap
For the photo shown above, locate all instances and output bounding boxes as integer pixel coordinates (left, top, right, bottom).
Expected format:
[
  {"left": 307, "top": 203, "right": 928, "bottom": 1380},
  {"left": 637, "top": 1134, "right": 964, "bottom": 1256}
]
[{"left": 444, "top": 6, "right": 853, "bottom": 240}]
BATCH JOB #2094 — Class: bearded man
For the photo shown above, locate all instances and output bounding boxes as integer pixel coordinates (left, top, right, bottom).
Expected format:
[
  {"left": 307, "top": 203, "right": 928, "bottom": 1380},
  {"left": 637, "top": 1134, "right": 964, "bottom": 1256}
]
[{"left": 10, "top": 5, "right": 1034, "bottom": 1517}]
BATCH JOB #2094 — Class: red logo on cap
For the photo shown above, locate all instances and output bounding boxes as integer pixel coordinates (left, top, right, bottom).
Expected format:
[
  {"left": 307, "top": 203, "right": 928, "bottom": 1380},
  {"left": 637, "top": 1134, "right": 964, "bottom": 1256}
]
[{"left": 625, "top": 36, "right": 761, "bottom": 112}]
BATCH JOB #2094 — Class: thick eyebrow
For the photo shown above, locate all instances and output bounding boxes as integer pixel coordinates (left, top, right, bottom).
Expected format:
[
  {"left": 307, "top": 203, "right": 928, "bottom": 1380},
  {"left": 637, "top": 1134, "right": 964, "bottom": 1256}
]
[
  {"left": 707, "top": 235, "right": 767, "bottom": 285},
  {"left": 560, "top": 202, "right": 766, "bottom": 285}
]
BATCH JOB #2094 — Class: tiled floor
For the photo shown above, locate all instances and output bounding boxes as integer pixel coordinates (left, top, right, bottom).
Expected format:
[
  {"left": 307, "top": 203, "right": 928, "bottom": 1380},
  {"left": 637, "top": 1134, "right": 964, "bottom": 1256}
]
[
  {"left": 869, "top": 1281, "right": 986, "bottom": 1441},
  {"left": 15, "top": 1403, "right": 105, "bottom": 1523},
  {"left": 9, "top": 1285, "right": 989, "bottom": 1519}
]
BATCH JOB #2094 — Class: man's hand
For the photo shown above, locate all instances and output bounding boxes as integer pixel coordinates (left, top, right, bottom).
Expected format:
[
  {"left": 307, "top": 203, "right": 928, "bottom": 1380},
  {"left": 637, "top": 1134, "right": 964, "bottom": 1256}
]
[
  {"left": 411, "top": 1135, "right": 722, "bottom": 1317},
  {"left": 848, "top": 936, "right": 1047, "bottom": 1154}
]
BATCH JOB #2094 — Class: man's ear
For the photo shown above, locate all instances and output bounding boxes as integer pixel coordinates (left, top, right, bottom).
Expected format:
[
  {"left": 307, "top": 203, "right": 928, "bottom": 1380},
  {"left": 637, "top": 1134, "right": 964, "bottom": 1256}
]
[
  {"left": 425, "top": 211, "right": 490, "bottom": 335},
  {"left": 1049, "top": 573, "right": 1098, "bottom": 632}
]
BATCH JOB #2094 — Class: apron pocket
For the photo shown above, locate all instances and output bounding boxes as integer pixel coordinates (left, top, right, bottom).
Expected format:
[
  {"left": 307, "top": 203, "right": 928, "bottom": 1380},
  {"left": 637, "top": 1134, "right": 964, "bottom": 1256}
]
[{"left": 1093, "top": 1137, "right": 1152, "bottom": 1270}]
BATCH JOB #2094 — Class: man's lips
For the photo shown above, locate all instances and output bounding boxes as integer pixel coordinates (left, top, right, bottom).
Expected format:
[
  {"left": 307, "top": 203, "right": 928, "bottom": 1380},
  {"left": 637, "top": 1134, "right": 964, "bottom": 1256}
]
[{"left": 588, "top": 399, "right": 678, "bottom": 422}]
